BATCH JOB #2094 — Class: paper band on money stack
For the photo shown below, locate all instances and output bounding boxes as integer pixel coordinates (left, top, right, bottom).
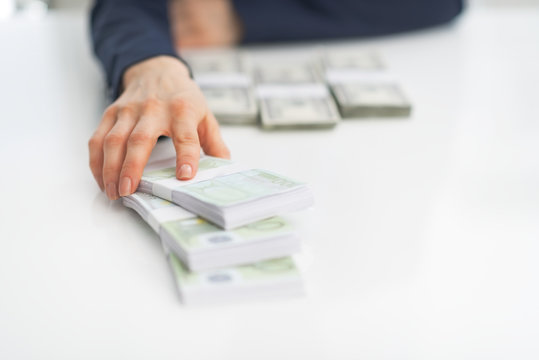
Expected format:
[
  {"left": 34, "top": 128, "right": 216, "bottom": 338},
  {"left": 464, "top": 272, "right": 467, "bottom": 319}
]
[
  {"left": 123, "top": 194, "right": 303, "bottom": 305},
  {"left": 123, "top": 192, "right": 301, "bottom": 271},
  {"left": 323, "top": 50, "right": 412, "bottom": 118},
  {"left": 137, "top": 155, "right": 314, "bottom": 230},
  {"left": 253, "top": 60, "right": 341, "bottom": 129},
  {"left": 182, "top": 49, "right": 258, "bottom": 125}
]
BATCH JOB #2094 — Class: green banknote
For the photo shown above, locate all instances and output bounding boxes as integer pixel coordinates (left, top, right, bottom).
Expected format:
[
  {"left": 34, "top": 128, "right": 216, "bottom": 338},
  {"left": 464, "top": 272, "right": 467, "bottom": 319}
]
[
  {"left": 136, "top": 192, "right": 176, "bottom": 210},
  {"left": 143, "top": 157, "right": 233, "bottom": 181},
  {"left": 168, "top": 254, "right": 299, "bottom": 287},
  {"left": 162, "top": 216, "right": 293, "bottom": 251},
  {"left": 174, "top": 169, "right": 304, "bottom": 207}
]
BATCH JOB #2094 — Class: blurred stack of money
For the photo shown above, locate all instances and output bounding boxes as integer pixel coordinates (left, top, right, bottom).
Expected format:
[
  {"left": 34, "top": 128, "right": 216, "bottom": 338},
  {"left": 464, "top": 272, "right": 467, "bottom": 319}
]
[
  {"left": 182, "top": 49, "right": 258, "bottom": 125},
  {"left": 322, "top": 50, "right": 412, "bottom": 118},
  {"left": 252, "top": 59, "right": 341, "bottom": 129},
  {"left": 123, "top": 150, "right": 313, "bottom": 305},
  {"left": 182, "top": 48, "right": 412, "bottom": 124}
]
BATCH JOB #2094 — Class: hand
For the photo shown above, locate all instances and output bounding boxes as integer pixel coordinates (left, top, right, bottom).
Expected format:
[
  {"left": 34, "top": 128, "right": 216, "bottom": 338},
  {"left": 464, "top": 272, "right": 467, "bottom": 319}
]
[
  {"left": 170, "top": 0, "right": 242, "bottom": 48},
  {"left": 88, "top": 55, "right": 230, "bottom": 200}
]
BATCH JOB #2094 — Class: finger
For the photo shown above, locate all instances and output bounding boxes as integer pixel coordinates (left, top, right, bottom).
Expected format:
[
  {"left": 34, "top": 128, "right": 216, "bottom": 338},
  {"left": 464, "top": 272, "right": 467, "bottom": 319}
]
[
  {"left": 199, "top": 112, "right": 231, "bottom": 159},
  {"left": 171, "top": 104, "right": 201, "bottom": 181},
  {"left": 88, "top": 105, "right": 118, "bottom": 191},
  {"left": 118, "top": 112, "right": 162, "bottom": 197},
  {"left": 102, "top": 106, "right": 138, "bottom": 200}
]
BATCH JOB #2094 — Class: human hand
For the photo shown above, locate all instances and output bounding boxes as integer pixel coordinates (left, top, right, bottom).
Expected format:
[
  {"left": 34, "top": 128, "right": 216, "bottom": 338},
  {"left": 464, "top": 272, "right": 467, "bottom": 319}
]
[
  {"left": 88, "top": 55, "right": 230, "bottom": 200},
  {"left": 170, "top": 0, "right": 242, "bottom": 48}
]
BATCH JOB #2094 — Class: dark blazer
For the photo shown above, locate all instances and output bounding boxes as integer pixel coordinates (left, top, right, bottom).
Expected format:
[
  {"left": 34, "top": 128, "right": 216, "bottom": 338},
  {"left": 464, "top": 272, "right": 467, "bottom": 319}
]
[{"left": 90, "top": 0, "right": 463, "bottom": 98}]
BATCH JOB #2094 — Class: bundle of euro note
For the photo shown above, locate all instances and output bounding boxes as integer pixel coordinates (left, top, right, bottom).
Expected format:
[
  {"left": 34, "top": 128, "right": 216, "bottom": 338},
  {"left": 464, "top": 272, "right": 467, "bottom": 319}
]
[
  {"left": 182, "top": 49, "right": 258, "bottom": 124},
  {"left": 119, "top": 138, "right": 311, "bottom": 304},
  {"left": 123, "top": 192, "right": 301, "bottom": 271},
  {"left": 323, "top": 50, "right": 412, "bottom": 118},
  {"left": 164, "top": 245, "right": 303, "bottom": 306},
  {"left": 137, "top": 155, "right": 314, "bottom": 230},
  {"left": 253, "top": 60, "right": 341, "bottom": 129},
  {"left": 123, "top": 194, "right": 304, "bottom": 305}
]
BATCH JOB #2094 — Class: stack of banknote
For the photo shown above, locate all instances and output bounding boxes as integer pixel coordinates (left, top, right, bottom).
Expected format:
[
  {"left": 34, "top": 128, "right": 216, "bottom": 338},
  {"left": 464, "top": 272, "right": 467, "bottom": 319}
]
[
  {"left": 123, "top": 193, "right": 303, "bottom": 305},
  {"left": 123, "top": 192, "right": 301, "bottom": 271},
  {"left": 182, "top": 48, "right": 412, "bottom": 124},
  {"left": 253, "top": 60, "right": 341, "bottom": 129},
  {"left": 164, "top": 244, "right": 303, "bottom": 306},
  {"left": 138, "top": 155, "right": 314, "bottom": 229},
  {"left": 322, "top": 50, "right": 412, "bottom": 118},
  {"left": 182, "top": 49, "right": 258, "bottom": 124},
  {"left": 123, "top": 146, "right": 312, "bottom": 305}
]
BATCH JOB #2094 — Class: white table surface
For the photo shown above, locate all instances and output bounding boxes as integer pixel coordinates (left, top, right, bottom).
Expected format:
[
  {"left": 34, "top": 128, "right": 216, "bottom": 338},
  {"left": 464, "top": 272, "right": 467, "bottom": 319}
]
[{"left": 1, "top": 6, "right": 538, "bottom": 360}]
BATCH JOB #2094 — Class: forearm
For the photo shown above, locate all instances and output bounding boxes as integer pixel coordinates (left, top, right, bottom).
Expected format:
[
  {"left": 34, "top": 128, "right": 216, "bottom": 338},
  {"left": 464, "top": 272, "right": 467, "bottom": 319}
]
[
  {"left": 233, "top": 0, "right": 464, "bottom": 43},
  {"left": 90, "top": 0, "right": 181, "bottom": 99}
]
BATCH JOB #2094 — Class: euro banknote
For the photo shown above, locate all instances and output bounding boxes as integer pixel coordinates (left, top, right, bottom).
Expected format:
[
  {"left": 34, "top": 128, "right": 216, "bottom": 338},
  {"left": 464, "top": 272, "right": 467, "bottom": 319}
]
[
  {"left": 138, "top": 155, "right": 314, "bottom": 229},
  {"left": 123, "top": 192, "right": 301, "bottom": 271}
]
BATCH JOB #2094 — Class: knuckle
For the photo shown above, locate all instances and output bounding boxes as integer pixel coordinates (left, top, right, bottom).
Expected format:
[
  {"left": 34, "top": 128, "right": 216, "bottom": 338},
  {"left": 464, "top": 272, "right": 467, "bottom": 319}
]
[
  {"left": 127, "top": 131, "right": 152, "bottom": 147},
  {"left": 102, "top": 104, "right": 117, "bottom": 118},
  {"left": 121, "top": 159, "right": 143, "bottom": 175},
  {"left": 117, "top": 104, "right": 137, "bottom": 118},
  {"left": 104, "top": 132, "right": 125, "bottom": 148},
  {"left": 102, "top": 164, "right": 120, "bottom": 179},
  {"left": 141, "top": 97, "right": 162, "bottom": 112},
  {"left": 170, "top": 97, "right": 189, "bottom": 112},
  {"left": 88, "top": 135, "right": 101, "bottom": 150},
  {"left": 173, "top": 131, "right": 199, "bottom": 147},
  {"left": 170, "top": 97, "right": 199, "bottom": 118}
]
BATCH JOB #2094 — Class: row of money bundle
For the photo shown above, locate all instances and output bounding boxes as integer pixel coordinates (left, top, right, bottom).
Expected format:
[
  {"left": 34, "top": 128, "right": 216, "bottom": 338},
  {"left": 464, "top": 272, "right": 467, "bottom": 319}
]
[
  {"left": 253, "top": 59, "right": 341, "bottom": 129},
  {"left": 123, "top": 154, "right": 313, "bottom": 305},
  {"left": 182, "top": 48, "right": 411, "bottom": 128},
  {"left": 182, "top": 51, "right": 258, "bottom": 124},
  {"left": 323, "top": 51, "right": 411, "bottom": 118}
]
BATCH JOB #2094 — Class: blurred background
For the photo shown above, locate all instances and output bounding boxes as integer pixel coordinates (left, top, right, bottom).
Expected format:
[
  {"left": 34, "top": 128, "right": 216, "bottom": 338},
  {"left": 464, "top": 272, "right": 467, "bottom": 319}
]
[{"left": 1, "top": 0, "right": 539, "bottom": 20}]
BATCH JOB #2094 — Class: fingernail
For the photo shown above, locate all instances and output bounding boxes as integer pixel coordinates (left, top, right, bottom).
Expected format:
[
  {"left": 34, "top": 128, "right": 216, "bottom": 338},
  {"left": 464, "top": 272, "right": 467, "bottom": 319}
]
[
  {"left": 119, "top": 177, "right": 132, "bottom": 197},
  {"left": 178, "top": 164, "right": 192, "bottom": 180},
  {"left": 106, "top": 182, "right": 118, "bottom": 200}
]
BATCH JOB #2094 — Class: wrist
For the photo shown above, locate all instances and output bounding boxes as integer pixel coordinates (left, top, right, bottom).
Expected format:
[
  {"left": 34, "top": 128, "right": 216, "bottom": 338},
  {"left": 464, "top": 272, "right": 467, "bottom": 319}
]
[{"left": 122, "top": 55, "right": 191, "bottom": 88}]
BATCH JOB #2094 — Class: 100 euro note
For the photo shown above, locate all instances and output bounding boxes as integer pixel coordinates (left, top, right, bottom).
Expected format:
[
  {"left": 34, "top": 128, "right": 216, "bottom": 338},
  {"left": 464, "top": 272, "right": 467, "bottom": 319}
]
[
  {"left": 172, "top": 168, "right": 305, "bottom": 207},
  {"left": 123, "top": 192, "right": 301, "bottom": 271},
  {"left": 123, "top": 193, "right": 304, "bottom": 305},
  {"left": 165, "top": 247, "right": 304, "bottom": 306},
  {"left": 139, "top": 155, "right": 314, "bottom": 229}
]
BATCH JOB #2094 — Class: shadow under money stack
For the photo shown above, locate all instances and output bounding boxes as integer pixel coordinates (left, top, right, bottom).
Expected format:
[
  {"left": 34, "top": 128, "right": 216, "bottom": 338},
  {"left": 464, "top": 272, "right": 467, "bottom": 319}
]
[{"left": 123, "top": 156, "right": 313, "bottom": 305}]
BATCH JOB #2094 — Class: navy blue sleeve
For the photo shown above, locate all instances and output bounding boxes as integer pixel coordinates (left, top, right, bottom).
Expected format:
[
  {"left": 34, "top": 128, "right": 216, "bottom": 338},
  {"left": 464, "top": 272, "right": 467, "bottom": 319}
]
[
  {"left": 232, "top": 0, "right": 464, "bottom": 43},
  {"left": 90, "top": 0, "right": 182, "bottom": 99}
]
